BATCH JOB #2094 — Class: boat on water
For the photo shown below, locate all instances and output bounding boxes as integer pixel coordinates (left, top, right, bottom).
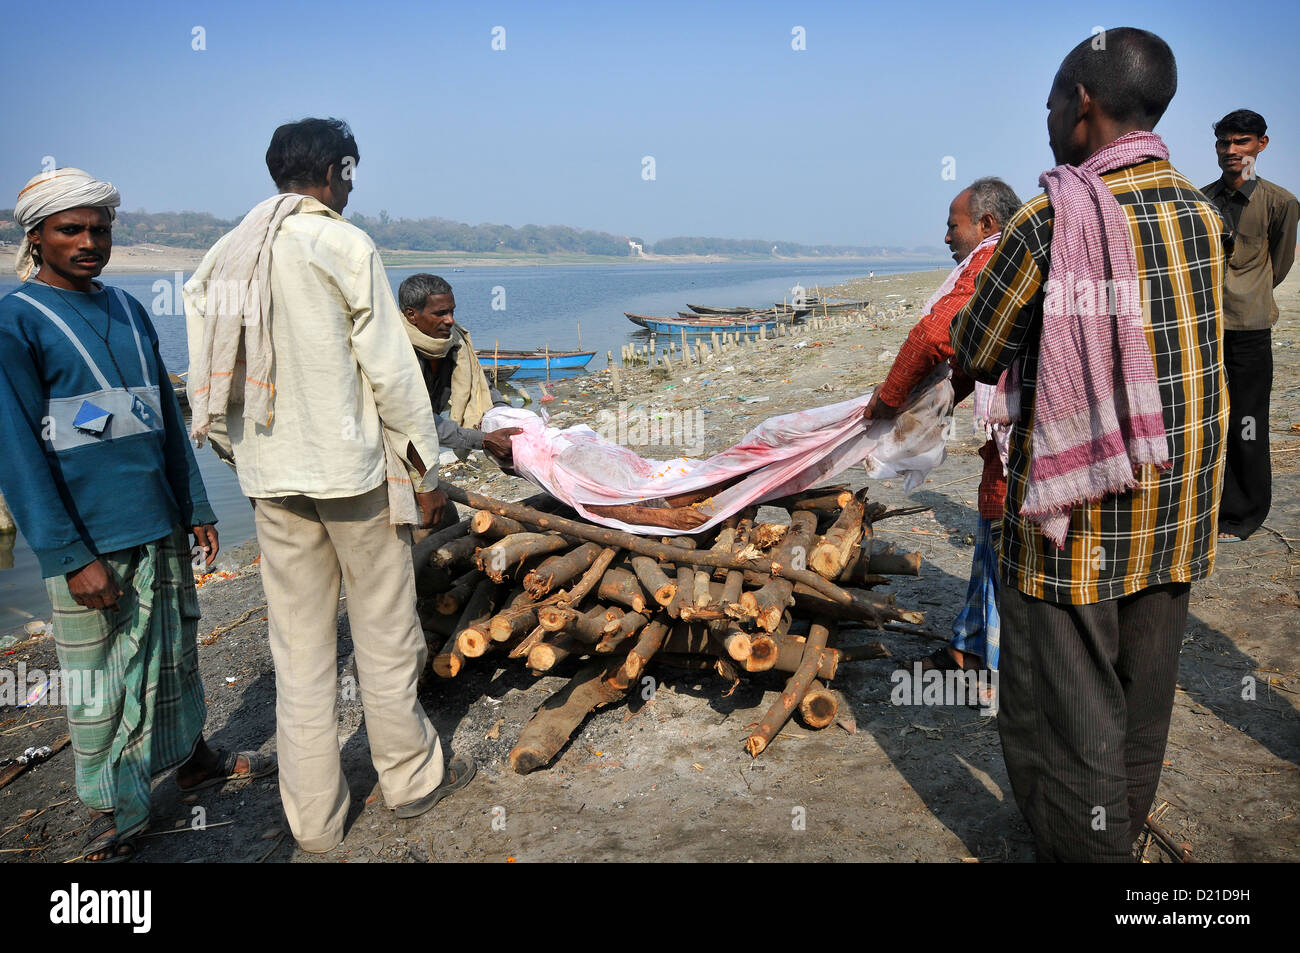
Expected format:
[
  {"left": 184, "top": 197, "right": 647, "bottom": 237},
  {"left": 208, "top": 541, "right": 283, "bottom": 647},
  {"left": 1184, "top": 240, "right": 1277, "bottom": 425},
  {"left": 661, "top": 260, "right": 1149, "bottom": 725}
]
[
  {"left": 477, "top": 348, "right": 596, "bottom": 376},
  {"left": 484, "top": 363, "right": 520, "bottom": 384},
  {"left": 685, "top": 304, "right": 756, "bottom": 316},
  {"left": 625, "top": 312, "right": 792, "bottom": 335}
]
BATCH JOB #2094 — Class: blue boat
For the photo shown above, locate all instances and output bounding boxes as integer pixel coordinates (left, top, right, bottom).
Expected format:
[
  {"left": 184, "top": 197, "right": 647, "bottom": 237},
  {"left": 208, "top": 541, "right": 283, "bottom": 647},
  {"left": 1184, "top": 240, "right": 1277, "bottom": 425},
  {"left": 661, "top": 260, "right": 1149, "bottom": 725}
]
[
  {"left": 625, "top": 312, "right": 787, "bottom": 336},
  {"left": 477, "top": 348, "right": 596, "bottom": 378}
]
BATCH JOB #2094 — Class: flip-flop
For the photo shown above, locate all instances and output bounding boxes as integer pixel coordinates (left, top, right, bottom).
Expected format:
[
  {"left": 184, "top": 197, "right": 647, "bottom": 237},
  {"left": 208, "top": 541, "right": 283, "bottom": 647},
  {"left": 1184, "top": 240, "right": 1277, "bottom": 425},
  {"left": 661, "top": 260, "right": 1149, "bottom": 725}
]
[
  {"left": 1217, "top": 533, "right": 1243, "bottom": 543},
  {"left": 81, "top": 813, "right": 134, "bottom": 863},
  {"left": 395, "top": 754, "right": 476, "bottom": 819},
  {"left": 915, "top": 646, "right": 983, "bottom": 672},
  {"left": 178, "top": 749, "right": 277, "bottom": 793}
]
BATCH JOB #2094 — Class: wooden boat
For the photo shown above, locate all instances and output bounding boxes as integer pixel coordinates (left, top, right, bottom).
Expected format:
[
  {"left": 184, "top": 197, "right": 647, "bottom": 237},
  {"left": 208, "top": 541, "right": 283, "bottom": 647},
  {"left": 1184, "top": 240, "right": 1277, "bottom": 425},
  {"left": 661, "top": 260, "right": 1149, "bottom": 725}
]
[
  {"left": 477, "top": 349, "right": 596, "bottom": 375},
  {"left": 625, "top": 312, "right": 788, "bottom": 335},
  {"left": 484, "top": 363, "right": 520, "bottom": 384},
  {"left": 685, "top": 304, "right": 756, "bottom": 316},
  {"left": 801, "top": 298, "right": 871, "bottom": 314}
]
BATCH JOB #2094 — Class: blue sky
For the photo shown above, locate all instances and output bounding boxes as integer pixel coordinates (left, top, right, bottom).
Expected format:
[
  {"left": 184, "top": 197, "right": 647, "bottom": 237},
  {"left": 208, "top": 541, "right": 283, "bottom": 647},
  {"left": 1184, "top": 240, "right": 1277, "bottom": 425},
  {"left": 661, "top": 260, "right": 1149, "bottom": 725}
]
[{"left": 4, "top": 0, "right": 1297, "bottom": 248}]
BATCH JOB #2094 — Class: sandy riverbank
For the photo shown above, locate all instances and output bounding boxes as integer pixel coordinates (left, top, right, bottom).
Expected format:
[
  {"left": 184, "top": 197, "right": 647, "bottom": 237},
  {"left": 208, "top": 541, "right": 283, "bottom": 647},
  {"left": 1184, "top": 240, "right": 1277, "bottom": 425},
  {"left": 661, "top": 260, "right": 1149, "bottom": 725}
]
[{"left": 2, "top": 267, "right": 1296, "bottom": 863}]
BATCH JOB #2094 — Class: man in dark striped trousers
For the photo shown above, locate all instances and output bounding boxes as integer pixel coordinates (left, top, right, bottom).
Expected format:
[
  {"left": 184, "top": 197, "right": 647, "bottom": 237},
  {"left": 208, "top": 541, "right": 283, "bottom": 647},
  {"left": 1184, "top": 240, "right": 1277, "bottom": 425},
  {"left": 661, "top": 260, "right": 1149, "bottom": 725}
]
[{"left": 951, "top": 28, "right": 1227, "bottom": 861}]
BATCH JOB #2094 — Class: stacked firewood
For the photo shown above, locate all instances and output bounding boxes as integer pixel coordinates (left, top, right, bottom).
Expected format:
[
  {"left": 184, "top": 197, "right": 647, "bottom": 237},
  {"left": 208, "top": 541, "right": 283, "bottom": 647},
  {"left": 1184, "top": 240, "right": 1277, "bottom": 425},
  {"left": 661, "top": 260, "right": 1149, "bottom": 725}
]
[{"left": 416, "top": 484, "right": 928, "bottom": 773}]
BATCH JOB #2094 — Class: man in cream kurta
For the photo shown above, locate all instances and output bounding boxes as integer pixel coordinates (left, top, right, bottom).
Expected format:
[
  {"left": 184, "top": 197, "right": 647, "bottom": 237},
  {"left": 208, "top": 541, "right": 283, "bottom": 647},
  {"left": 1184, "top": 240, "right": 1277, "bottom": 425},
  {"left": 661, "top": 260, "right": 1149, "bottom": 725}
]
[{"left": 184, "top": 118, "right": 473, "bottom": 852}]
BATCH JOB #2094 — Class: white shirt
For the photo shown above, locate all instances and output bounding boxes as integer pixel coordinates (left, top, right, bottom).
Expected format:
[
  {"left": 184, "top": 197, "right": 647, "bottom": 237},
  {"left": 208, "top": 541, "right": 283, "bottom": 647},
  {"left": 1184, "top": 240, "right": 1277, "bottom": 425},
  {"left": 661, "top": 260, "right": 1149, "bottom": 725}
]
[{"left": 184, "top": 198, "right": 440, "bottom": 498}]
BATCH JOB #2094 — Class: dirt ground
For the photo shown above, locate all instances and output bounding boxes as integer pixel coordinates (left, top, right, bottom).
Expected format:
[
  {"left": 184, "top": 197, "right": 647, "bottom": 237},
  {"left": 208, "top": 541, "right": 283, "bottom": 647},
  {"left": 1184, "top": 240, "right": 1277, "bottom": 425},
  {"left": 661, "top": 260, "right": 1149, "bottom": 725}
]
[{"left": 2, "top": 268, "right": 1296, "bottom": 864}]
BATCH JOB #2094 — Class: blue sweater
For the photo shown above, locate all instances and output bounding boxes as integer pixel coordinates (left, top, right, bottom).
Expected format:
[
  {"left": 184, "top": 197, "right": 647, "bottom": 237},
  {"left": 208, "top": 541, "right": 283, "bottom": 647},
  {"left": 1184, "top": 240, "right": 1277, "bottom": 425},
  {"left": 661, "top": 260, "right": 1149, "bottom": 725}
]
[{"left": 0, "top": 281, "right": 216, "bottom": 577}]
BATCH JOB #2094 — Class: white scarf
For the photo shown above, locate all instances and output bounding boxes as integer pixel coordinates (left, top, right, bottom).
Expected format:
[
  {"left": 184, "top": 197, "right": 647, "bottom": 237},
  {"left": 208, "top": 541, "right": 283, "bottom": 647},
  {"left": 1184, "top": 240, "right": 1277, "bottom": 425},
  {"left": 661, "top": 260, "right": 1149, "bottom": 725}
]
[{"left": 13, "top": 168, "right": 120, "bottom": 280}]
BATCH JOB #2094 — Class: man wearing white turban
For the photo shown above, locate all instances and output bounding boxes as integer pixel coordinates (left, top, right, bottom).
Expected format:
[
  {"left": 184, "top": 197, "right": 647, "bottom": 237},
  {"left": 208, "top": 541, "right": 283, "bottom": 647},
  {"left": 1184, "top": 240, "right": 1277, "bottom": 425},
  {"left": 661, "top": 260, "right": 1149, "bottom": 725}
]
[{"left": 0, "top": 168, "right": 275, "bottom": 862}]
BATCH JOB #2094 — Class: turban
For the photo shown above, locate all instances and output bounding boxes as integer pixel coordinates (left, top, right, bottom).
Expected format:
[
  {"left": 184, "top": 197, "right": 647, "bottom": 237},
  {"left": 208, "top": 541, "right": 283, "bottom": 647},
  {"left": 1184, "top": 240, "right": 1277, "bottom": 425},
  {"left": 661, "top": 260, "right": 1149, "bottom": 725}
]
[{"left": 13, "top": 168, "right": 121, "bottom": 280}]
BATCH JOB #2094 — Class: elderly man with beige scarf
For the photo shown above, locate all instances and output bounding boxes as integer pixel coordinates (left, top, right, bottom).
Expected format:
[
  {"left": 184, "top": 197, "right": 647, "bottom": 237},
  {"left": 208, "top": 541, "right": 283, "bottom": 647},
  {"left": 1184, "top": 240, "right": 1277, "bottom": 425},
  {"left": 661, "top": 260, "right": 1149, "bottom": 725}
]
[{"left": 399, "top": 273, "right": 520, "bottom": 471}]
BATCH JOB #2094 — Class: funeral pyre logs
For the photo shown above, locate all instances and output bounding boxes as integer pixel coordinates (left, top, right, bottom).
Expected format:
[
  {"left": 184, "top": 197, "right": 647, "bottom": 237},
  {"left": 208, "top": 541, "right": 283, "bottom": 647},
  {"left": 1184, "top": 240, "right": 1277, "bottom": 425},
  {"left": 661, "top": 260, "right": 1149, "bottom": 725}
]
[{"left": 416, "top": 484, "right": 928, "bottom": 773}]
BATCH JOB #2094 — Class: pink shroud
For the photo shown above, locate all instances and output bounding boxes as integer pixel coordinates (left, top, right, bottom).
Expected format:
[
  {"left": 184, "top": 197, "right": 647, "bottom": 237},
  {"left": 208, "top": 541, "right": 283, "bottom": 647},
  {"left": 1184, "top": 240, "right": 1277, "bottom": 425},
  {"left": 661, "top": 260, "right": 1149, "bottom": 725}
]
[{"left": 481, "top": 369, "right": 954, "bottom": 535}]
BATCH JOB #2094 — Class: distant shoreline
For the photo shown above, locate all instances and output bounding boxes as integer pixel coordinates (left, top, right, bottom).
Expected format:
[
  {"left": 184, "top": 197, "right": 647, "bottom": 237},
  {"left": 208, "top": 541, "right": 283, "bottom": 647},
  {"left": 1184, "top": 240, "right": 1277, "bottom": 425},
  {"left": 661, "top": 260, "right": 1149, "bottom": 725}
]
[{"left": 81, "top": 243, "right": 948, "bottom": 274}]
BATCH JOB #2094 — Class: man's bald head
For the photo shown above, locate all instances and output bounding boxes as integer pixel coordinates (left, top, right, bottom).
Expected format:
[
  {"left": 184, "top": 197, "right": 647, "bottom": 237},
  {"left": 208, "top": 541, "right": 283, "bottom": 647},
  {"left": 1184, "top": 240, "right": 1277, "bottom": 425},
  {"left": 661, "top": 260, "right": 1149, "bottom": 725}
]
[{"left": 1053, "top": 27, "right": 1177, "bottom": 128}]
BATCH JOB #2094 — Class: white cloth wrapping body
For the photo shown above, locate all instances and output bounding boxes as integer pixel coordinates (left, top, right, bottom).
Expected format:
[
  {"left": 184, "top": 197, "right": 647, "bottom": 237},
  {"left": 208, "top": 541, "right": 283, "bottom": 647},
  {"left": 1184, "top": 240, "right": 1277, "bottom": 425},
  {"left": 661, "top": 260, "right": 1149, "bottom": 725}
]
[{"left": 482, "top": 368, "right": 954, "bottom": 535}]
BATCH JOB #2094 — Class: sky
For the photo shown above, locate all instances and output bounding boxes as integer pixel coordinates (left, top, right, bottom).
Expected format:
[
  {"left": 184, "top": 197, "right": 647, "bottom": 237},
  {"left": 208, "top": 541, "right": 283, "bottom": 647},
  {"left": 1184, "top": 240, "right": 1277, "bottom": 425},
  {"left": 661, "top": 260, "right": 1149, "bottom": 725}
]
[{"left": 3, "top": 0, "right": 1298, "bottom": 249}]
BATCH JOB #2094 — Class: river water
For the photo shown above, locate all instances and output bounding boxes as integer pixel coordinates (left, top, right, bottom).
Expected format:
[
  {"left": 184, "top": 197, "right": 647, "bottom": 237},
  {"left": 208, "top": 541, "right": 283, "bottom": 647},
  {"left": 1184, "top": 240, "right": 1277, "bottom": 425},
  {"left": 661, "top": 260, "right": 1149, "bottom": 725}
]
[{"left": 0, "top": 257, "right": 944, "bottom": 630}]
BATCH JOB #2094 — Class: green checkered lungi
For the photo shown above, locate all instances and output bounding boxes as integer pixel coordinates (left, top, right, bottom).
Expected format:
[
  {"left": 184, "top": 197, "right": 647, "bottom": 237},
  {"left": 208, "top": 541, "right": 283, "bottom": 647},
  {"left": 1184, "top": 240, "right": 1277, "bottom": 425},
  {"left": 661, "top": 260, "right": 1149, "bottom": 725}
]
[{"left": 46, "top": 527, "right": 207, "bottom": 839}]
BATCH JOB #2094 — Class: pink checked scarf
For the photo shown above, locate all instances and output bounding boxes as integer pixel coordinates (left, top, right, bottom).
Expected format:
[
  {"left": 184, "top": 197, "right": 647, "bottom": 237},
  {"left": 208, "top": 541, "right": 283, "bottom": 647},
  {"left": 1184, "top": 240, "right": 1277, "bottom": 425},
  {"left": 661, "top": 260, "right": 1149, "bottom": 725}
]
[{"left": 990, "top": 130, "right": 1171, "bottom": 547}]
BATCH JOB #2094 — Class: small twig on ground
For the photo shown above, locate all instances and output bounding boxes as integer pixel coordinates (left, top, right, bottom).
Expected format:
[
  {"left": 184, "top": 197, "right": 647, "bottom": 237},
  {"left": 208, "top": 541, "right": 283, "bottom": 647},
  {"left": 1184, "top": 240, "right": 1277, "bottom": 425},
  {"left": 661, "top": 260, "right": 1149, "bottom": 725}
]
[
  {"left": 0, "top": 717, "right": 61, "bottom": 737},
  {"left": 0, "top": 798, "right": 71, "bottom": 839},
  {"left": 256, "top": 831, "right": 286, "bottom": 863},
  {"left": 200, "top": 604, "right": 268, "bottom": 645},
  {"left": 1259, "top": 525, "right": 1297, "bottom": 555},
  {"left": 137, "top": 820, "right": 235, "bottom": 838},
  {"left": 1144, "top": 813, "right": 1194, "bottom": 863}
]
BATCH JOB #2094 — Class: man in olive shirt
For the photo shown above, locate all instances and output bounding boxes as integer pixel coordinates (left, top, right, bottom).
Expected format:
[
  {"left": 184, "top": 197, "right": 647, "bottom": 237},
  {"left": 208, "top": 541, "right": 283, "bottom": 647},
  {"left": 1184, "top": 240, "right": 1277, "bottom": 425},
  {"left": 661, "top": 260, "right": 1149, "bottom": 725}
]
[{"left": 1202, "top": 109, "right": 1299, "bottom": 540}]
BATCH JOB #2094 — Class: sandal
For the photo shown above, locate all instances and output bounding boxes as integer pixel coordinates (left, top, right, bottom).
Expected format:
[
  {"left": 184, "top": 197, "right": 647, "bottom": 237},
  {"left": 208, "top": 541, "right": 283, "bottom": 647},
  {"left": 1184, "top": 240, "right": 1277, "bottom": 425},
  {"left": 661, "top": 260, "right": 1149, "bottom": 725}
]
[
  {"left": 915, "top": 646, "right": 983, "bottom": 672},
  {"left": 395, "top": 754, "right": 476, "bottom": 819},
  {"left": 81, "top": 813, "right": 134, "bottom": 863},
  {"left": 178, "top": 749, "right": 277, "bottom": 793}
]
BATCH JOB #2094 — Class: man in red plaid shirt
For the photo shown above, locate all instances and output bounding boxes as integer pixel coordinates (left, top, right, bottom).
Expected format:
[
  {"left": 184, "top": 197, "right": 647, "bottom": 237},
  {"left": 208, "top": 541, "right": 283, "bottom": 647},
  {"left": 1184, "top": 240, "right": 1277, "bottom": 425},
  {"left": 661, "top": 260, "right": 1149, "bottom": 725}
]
[{"left": 864, "top": 178, "right": 1021, "bottom": 686}]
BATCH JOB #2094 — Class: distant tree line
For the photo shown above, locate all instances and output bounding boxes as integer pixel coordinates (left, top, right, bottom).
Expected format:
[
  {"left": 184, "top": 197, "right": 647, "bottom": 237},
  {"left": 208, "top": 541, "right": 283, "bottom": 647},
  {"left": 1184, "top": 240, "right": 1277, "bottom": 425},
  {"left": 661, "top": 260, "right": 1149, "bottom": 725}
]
[{"left": 0, "top": 208, "right": 921, "bottom": 258}]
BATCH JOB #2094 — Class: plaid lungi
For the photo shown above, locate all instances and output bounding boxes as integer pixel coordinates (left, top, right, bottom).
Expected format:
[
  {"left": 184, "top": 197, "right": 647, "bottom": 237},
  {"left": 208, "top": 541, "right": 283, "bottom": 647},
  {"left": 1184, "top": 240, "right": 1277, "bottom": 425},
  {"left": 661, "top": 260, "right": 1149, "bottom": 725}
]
[
  {"left": 950, "top": 516, "right": 1002, "bottom": 671},
  {"left": 46, "top": 527, "right": 207, "bottom": 838}
]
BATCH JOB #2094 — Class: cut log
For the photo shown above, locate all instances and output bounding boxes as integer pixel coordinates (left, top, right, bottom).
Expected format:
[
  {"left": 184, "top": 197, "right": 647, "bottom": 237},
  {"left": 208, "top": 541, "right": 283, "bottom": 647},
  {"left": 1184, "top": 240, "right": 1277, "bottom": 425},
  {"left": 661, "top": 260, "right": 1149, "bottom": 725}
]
[
  {"left": 739, "top": 510, "right": 817, "bottom": 631},
  {"left": 414, "top": 560, "right": 453, "bottom": 599},
  {"left": 769, "top": 638, "right": 841, "bottom": 679},
  {"left": 791, "top": 583, "right": 923, "bottom": 627},
  {"left": 596, "top": 611, "right": 648, "bottom": 654},
  {"left": 527, "top": 633, "right": 579, "bottom": 673},
  {"left": 470, "top": 510, "right": 528, "bottom": 539},
  {"left": 745, "top": 633, "right": 780, "bottom": 672},
  {"left": 761, "top": 484, "right": 849, "bottom": 510},
  {"left": 487, "top": 590, "right": 537, "bottom": 643},
  {"left": 411, "top": 518, "right": 472, "bottom": 573},
  {"left": 439, "top": 487, "right": 892, "bottom": 634},
  {"left": 559, "top": 547, "right": 619, "bottom": 605},
  {"left": 630, "top": 555, "right": 677, "bottom": 607},
  {"left": 510, "top": 658, "right": 629, "bottom": 773},
  {"left": 867, "top": 549, "right": 923, "bottom": 576},
  {"left": 597, "top": 568, "right": 647, "bottom": 613},
  {"left": 751, "top": 522, "right": 789, "bottom": 549},
  {"left": 433, "top": 631, "right": 464, "bottom": 678},
  {"left": 798, "top": 679, "right": 839, "bottom": 729},
  {"left": 791, "top": 490, "right": 855, "bottom": 513},
  {"left": 809, "top": 488, "right": 867, "bottom": 579},
  {"left": 606, "top": 619, "right": 670, "bottom": 691},
  {"left": 524, "top": 542, "right": 602, "bottom": 598},
  {"left": 476, "top": 532, "right": 570, "bottom": 582},
  {"left": 436, "top": 569, "right": 486, "bottom": 616},
  {"left": 667, "top": 564, "right": 695, "bottom": 619},
  {"left": 508, "top": 624, "right": 548, "bottom": 660},
  {"left": 433, "top": 533, "right": 485, "bottom": 569},
  {"left": 449, "top": 577, "right": 500, "bottom": 660},
  {"left": 538, "top": 605, "right": 578, "bottom": 633},
  {"left": 746, "top": 621, "right": 833, "bottom": 757}
]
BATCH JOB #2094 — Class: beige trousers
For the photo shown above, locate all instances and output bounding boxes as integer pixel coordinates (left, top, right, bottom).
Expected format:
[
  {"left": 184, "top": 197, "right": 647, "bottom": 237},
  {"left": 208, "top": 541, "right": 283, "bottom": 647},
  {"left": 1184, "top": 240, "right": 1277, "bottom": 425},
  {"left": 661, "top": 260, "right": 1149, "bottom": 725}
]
[{"left": 254, "top": 484, "right": 444, "bottom": 852}]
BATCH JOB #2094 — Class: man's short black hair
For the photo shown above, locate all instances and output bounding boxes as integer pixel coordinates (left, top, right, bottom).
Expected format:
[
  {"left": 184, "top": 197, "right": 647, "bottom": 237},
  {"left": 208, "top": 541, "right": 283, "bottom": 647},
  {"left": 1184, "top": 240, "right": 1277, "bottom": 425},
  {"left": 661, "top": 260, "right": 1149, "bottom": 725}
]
[
  {"left": 1214, "top": 109, "right": 1267, "bottom": 138},
  {"left": 1056, "top": 27, "right": 1177, "bottom": 127},
  {"left": 399, "top": 273, "right": 453, "bottom": 312},
  {"left": 265, "top": 117, "right": 359, "bottom": 191}
]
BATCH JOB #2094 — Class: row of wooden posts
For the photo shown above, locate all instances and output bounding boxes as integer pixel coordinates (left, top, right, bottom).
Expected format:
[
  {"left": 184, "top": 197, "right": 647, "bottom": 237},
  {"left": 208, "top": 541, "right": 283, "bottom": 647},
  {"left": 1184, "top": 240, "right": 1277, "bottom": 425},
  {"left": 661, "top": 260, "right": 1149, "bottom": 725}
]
[
  {"left": 615, "top": 308, "right": 906, "bottom": 384},
  {"left": 413, "top": 484, "right": 929, "bottom": 773}
]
